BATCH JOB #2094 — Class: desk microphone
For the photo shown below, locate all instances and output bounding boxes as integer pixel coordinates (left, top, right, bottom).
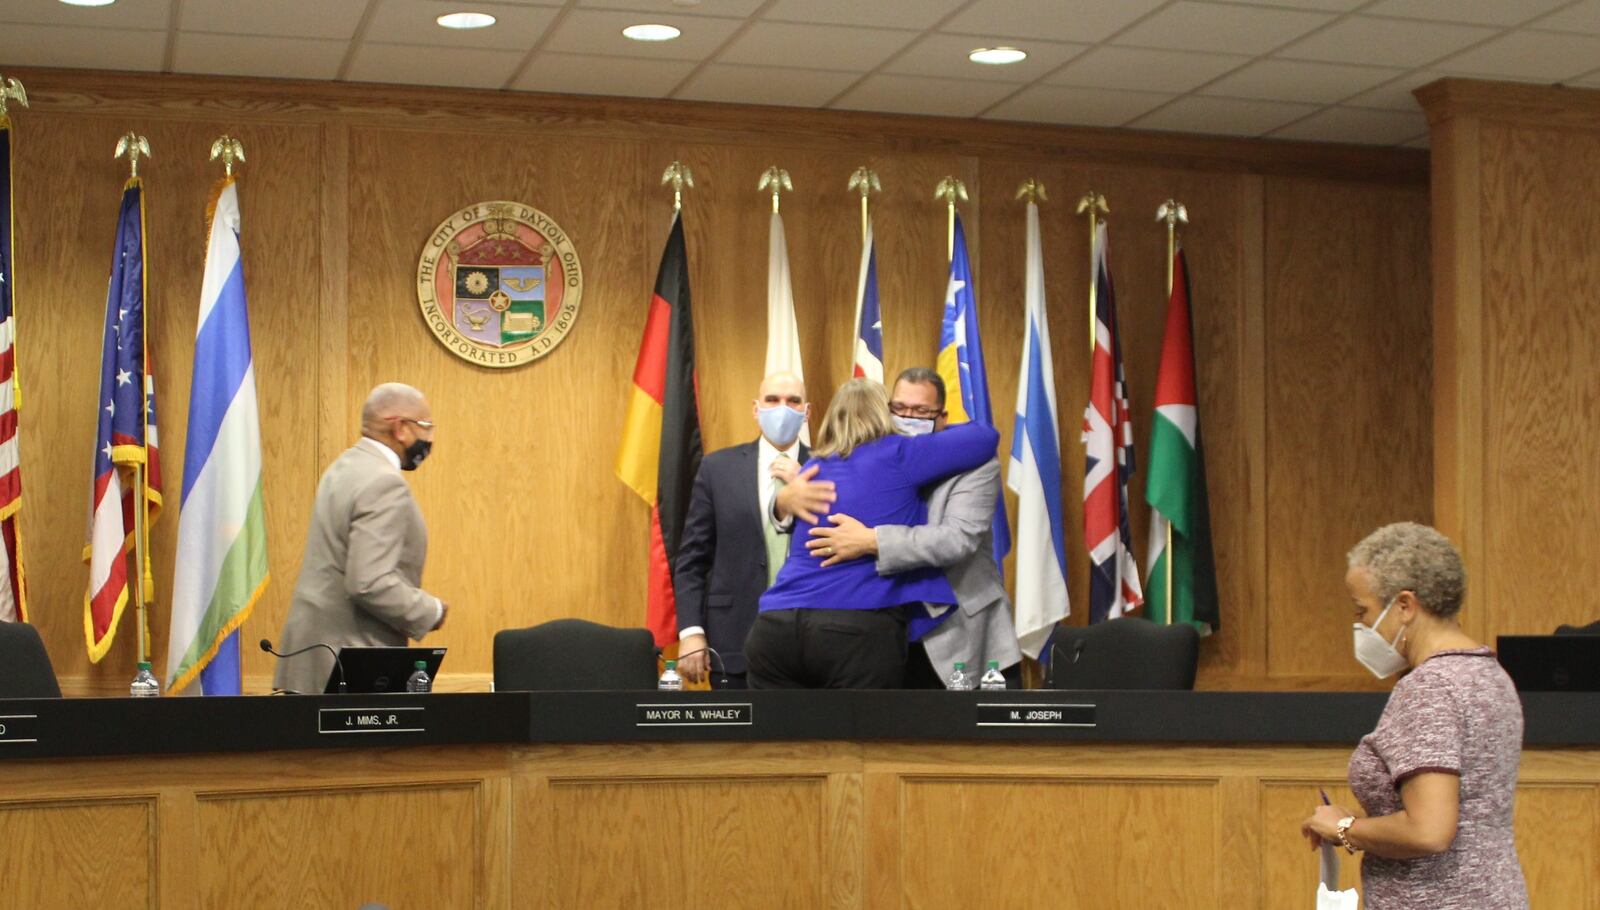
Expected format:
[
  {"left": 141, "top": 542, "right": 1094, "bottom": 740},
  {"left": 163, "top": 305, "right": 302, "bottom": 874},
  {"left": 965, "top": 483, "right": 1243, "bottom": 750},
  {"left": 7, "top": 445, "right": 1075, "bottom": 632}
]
[
  {"left": 259, "top": 638, "right": 347, "bottom": 694},
  {"left": 1043, "top": 639, "right": 1086, "bottom": 689},
  {"left": 678, "top": 645, "right": 729, "bottom": 688}
]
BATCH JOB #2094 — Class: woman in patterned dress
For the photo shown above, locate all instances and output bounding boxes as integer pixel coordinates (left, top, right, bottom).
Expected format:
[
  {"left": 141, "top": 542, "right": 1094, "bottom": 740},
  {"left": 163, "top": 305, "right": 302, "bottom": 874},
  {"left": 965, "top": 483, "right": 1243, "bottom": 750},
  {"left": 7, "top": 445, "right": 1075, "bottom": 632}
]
[{"left": 1302, "top": 522, "right": 1528, "bottom": 909}]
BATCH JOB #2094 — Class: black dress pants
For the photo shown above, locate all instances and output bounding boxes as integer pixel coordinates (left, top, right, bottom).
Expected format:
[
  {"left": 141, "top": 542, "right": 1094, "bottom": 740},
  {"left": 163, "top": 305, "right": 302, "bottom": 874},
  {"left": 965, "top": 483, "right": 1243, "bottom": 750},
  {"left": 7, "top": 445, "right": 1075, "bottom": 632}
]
[{"left": 745, "top": 607, "right": 907, "bottom": 689}]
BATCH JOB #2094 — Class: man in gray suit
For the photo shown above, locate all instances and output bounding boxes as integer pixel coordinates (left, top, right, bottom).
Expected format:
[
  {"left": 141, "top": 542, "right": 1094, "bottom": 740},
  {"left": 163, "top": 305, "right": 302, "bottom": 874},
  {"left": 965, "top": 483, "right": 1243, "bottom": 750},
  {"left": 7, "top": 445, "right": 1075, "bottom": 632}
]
[
  {"left": 272, "top": 383, "right": 448, "bottom": 694},
  {"left": 781, "top": 368, "right": 1021, "bottom": 688}
]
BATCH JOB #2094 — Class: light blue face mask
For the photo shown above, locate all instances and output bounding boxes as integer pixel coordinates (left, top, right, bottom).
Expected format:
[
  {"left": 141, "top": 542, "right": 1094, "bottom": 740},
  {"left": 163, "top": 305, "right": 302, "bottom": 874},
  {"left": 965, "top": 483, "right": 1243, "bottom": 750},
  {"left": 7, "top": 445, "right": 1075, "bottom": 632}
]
[
  {"left": 757, "top": 405, "right": 806, "bottom": 447},
  {"left": 892, "top": 414, "right": 935, "bottom": 437}
]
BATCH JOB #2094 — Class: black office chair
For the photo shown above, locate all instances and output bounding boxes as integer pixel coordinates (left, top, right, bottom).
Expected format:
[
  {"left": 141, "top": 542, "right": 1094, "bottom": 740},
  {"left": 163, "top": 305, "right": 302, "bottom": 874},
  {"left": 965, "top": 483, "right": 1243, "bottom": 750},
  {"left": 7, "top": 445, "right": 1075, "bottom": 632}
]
[
  {"left": 1045, "top": 616, "right": 1200, "bottom": 690},
  {"left": 1556, "top": 619, "right": 1600, "bottom": 635},
  {"left": 493, "top": 619, "right": 657, "bottom": 691},
  {"left": 0, "top": 621, "right": 62, "bottom": 699}
]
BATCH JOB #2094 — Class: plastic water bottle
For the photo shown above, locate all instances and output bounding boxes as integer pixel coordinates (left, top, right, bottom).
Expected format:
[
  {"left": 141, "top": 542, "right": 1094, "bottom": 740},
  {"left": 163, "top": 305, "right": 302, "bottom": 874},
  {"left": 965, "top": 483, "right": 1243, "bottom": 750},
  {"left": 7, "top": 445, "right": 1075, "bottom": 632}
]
[
  {"left": 405, "top": 660, "right": 431, "bottom": 693},
  {"left": 947, "top": 661, "right": 973, "bottom": 691},
  {"left": 129, "top": 661, "right": 160, "bottom": 698},
  {"left": 658, "top": 659, "right": 683, "bottom": 691},
  {"left": 979, "top": 660, "right": 1006, "bottom": 690}
]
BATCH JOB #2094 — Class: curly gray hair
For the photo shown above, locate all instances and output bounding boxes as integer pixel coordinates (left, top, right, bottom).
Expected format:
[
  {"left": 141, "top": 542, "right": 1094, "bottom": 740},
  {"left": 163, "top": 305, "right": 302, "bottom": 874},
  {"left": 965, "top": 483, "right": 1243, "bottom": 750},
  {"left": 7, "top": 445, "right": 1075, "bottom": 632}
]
[{"left": 1347, "top": 522, "right": 1466, "bottom": 618}]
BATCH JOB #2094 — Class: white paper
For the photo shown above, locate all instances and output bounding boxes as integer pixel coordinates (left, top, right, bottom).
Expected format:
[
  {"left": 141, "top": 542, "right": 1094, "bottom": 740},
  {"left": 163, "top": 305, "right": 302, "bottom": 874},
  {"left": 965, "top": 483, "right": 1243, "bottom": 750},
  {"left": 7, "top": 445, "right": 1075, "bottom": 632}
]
[
  {"left": 1319, "top": 842, "right": 1340, "bottom": 889},
  {"left": 1317, "top": 882, "right": 1359, "bottom": 910}
]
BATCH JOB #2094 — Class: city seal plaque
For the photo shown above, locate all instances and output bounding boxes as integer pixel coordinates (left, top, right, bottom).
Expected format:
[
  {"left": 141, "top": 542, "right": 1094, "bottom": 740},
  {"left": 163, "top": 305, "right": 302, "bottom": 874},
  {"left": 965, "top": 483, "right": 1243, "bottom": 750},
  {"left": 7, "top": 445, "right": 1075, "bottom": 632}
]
[{"left": 416, "top": 201, "right": 582, "bottom": 368}]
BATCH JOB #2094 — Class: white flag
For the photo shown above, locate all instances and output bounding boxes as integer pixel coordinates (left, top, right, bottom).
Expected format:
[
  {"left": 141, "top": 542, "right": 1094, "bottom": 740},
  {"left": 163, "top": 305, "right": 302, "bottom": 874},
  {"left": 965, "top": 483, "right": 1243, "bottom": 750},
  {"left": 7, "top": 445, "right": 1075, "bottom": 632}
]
[{"left": 764, "top": 211, "right": 809, "bottom": 442}]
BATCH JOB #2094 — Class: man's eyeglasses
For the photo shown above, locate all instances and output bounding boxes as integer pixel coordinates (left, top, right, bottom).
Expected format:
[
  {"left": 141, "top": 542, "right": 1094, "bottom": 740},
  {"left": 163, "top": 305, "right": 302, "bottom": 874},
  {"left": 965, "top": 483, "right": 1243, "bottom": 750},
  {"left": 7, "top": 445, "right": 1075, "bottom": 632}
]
[
  {"left": 890, "top": 405, "right": 943, "bottom": 420},
  {"left": 386, "top": 417, "right": 436, "bottom": 431}
]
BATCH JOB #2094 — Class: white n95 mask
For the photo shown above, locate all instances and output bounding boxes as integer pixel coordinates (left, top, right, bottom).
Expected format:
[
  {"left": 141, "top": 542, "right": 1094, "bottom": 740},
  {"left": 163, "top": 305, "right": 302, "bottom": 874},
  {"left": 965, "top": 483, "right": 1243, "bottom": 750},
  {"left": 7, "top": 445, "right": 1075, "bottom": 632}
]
[{"left": 1352, "top": 600, "right": 1408, "bottom": 679}]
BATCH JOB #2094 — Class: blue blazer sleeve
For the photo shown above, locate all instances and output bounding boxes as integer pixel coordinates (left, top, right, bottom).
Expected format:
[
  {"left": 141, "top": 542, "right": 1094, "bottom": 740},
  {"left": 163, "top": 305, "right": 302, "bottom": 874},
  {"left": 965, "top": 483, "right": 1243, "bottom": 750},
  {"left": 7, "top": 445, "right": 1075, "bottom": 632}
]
[{"left": 893, "top": 423, "right": 1000, "bottom": 488}]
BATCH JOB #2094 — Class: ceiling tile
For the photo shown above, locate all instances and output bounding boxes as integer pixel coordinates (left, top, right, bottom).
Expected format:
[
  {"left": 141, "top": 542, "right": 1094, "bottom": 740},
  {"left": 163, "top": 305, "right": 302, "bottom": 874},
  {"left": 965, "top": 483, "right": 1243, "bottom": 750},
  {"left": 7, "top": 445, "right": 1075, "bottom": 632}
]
[
  {"left": 1278, "top": 16, "right": 1497, "bottom": 67},
  {"left": 514, "top": 51, "right": 696, "bottom": 97},
  {"left": 830, "top": 73, "right": 1017, "bottom": 117},
  {"left": 0, "top": 0, "right": 171, "bottom": 29},
  {"left": 174, "top": 33, "right": 346, "bottom": 79},
  {"left": 179, "top": 0, "right": 366, "bottom": 39},
  {"left": 363, "top": 0, "right": 558, "bottom": 49},
  {"left": 1269, "top": 106, "right": 1427, "bottom": 144},
  {"left": 717, "top": 22, "right": 916, "bottom": 71},
  {"left": 1202, "top": 60, "right": 1404, "bottom": 104},
  {"left": 541, "top": 8, "right": 743, "bottom": 59},
  {"left": 1130, "top": 95, "right": 1320, "bottom": 137},
  {"left": 1435, "top": 30, "right": 1600, "bottom": 81},
  {"left": 1220, "top": 0, "right": 1366, "bottom": 8},
  {"left": 941, "top": 0, "right": 1167, "bottom": 44},
  {"left": 0, "top": 23, "right": 166, "bottom": 70},
  {"left": 1363, "top": 0, "right": 1568, "bottom": 27},
  {"left": 885, "top": 35, "right": 1087, "bottom": 84},
  {"left": 674, "top": 63, "right": 860, "bottom": 106},
  {"left": 1570, "top": 69, "right": 1600, "bottom": 88},
  {"left": 1340, "top": 71, "right": 1446, "bottom": 110},
  {"left": 983, "top": 84, "right": 1174, "bottom": 127},
  {"left": 765, "top": 0, "right": 967, "bottom": 30},
  {"left": 1046, "top": 46, "right": 1248, "bottom": 93},
  {"left": 345, "top": 42, "right": 527, "bottom": 89},
  {"left": 1112, "top": 2, "right": 1334, "bottom": 55},
  {"left": 1530, "top": 1, "right": 1600, "bottom": 36},
  {"left": 574, "top": 0, "right": 767, "bottom": 15},
  {"left": 1402, "top": 132, "right": 1431, "bottom": 148}
]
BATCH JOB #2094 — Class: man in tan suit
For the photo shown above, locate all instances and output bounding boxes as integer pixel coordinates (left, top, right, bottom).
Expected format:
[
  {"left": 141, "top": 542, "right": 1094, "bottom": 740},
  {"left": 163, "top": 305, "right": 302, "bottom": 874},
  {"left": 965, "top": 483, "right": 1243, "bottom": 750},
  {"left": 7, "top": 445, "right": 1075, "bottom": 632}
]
[{"left": 272, "top": 383, "right": 448, "bottom": 694}]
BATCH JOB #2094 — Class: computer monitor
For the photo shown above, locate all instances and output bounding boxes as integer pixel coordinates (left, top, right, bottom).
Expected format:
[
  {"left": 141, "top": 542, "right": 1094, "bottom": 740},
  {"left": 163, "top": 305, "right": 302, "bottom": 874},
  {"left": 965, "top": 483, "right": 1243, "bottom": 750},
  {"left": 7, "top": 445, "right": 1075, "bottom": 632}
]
[
  {"left": 1497, "top": 635, "right": 1600, "bottom": 692},
  {"left": 326, "top": 647, "right": 446, "bottom": 694}
]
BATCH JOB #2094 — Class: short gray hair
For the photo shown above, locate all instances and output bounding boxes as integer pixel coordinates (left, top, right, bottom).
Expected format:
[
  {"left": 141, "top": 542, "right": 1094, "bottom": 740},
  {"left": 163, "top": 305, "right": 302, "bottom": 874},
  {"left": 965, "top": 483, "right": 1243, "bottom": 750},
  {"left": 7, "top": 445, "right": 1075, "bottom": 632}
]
[
  {"left": 1347, "top": 522, "right": 1466, "bottom": 618},
  {"left": 360, "top": 382, "right": 425, "bottom": 434}
]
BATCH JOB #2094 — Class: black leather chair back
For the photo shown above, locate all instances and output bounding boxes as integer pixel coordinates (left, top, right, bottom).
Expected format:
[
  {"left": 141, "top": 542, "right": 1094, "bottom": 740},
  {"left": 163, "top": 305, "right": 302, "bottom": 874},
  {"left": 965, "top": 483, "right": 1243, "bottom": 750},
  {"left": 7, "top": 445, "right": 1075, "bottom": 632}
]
[
  {"left": 1555, "top": 619, "right": 1600, "bottom": 635},
  {"left": 1045, "top": 616, "right": 1200, "bottom": 690},
  {"left": 0, "top": 622, "right": 62, "bottom": 699},
  {"left": 493, "top": 619, "right": 657, "bottom": 691}
]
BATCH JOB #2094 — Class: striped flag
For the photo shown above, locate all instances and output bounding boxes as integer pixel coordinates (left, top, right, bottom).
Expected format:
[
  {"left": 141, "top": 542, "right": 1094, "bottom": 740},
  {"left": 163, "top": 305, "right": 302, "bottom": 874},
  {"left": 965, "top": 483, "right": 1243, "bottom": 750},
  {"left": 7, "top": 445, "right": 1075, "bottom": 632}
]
[
  {"left": 850, "top": 218, "right": 883, "bottom": 382},
  {"left": 1081, "top": 221, "right": 1141, "bottom": 623},
  {"left": 764, "top": 210, "right": 809, "bottom": 442},
  {"left": 166, "top": 177, "right": 269, "bottom": 695},
  {"left": 1008, "top": 200, "right": 1069, "bottom": 660},
  {"left": 938, "top": 214, "right": 1010, "bottom": 564},
  {"left": 615, "top": 214, "right": 703, "bottom": 647},
  {"left": 84, "top": 178, "right": 164, "bottom": 662},
  {"left": 0, "top": 110, "right": 27, "bottom": 622},
  {"left": 1145, "top": 249, "right": 1219, "bottom": 634}
]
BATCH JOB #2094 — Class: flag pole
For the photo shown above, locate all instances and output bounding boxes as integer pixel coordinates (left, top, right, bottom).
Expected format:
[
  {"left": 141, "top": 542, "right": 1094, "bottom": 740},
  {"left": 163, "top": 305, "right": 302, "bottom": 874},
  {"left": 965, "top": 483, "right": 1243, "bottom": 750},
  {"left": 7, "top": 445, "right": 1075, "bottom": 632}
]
[
  {"left": 759, "top": 165, "right": 792, "bottom": 214},
  {"left": 660, "top": 160, "right": 694, "bottom": 214},
  {"left": 935, "top": 176, "right": 968, "bottom": 263},
  {"left": 1156, "top": 199, "right": 1189, "bottom": 625},
  {"left": 1076, "top": 192, "right": 1108, "bottom": 355},
  {"left": 116, "top": 132, "right": 151, "bottom": 665},
  {"left": 848, "top": 166, "right": 880, "bottom": 248}
]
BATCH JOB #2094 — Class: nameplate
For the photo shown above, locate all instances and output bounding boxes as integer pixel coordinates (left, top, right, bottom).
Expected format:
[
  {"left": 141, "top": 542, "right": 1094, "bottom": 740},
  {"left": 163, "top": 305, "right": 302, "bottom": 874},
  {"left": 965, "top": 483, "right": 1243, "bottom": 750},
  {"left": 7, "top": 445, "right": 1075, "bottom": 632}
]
[
  {"left": 636, "top": 703, "right": 753, "bottom": 727},
  {"left": 318, "top": 707, "right": 426, "bottom": 735},
  {"left": 975, "top": 703, "right": 1095, "bottom": 728},
  {"left": 0, "top": 714, "right": 39, "bottom": 744}
]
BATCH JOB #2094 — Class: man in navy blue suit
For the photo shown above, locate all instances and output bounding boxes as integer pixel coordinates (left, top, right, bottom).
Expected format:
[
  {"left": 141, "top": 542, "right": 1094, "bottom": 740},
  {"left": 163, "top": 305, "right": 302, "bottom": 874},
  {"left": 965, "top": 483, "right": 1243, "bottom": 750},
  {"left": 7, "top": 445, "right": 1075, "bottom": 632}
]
[{"left": 672, "top": 372, "right": 809, "bottom": 688}]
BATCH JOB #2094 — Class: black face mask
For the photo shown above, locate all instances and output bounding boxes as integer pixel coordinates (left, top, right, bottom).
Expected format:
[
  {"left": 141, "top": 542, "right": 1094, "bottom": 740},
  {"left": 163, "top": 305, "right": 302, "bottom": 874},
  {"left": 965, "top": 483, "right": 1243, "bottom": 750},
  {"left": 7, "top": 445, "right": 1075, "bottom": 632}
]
[{"left": 401, "top": 438, "right": 432, "bottom": 471}]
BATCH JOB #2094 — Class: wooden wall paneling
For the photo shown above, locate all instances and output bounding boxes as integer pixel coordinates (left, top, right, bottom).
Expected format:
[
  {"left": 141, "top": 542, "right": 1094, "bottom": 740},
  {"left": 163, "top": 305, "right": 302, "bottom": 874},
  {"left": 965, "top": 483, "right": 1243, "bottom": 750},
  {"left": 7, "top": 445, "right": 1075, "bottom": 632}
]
[
  {"left": 1513, "top": 784, "right": 1600, "bottom": 909},
  {"left": 1236, "top": 176, "right": 1270, "bottom": 685},
  {"left": 1259, "top": 781, "right": 1365, "bottom": 906},
  {"left": 1479, "top": 121, "right": 1600, "bottom": 638},
  {"left": 0, "top": 797, "right": 156, "bottom": 909},
  {"left": 156, "top": 786, "right": 198, "bottom": 910},
  {"left": 1263, "top": 176, "right": 1432, "bottom": 686}
]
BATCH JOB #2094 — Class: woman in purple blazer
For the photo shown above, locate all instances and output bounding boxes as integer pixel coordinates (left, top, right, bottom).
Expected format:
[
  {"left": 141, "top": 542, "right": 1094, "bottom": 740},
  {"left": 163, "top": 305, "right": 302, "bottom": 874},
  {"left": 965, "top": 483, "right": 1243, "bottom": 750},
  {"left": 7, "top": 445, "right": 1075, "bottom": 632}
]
[{"left": 744, "top": 379, "right": 998, "bottom": 689}]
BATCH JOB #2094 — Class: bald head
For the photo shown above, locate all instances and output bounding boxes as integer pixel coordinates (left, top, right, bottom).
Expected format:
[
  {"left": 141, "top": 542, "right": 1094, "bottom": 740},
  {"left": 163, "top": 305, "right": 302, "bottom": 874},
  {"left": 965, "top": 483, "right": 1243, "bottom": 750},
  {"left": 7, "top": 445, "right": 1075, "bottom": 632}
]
[
  {"left": 361, "top": 382, "right": 428, "bottom": 435},
  {"left": 756, "top": 372, "right": 806, "bottom": 408}
]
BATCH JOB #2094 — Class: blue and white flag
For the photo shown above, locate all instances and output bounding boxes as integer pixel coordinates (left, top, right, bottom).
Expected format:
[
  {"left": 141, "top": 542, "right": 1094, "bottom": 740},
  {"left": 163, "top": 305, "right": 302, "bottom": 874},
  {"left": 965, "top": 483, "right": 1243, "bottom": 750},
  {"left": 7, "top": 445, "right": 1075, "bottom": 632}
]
[
  {"left": 1009, "top": 201, "right": 1069, "bottom": 660},
  {"left": 937, "top": 214, "right": 1010, "bottom": 563},
  {"left": 166, "top": 177, "right": 268, "bottom": 695},
  {"left": 850, "top": 218, "right": 883, "bottom": 382}
]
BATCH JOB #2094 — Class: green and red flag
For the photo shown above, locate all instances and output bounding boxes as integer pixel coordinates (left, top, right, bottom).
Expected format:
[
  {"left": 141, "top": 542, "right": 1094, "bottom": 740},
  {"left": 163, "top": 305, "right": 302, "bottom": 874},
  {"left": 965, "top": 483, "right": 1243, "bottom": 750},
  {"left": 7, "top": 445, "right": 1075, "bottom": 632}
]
[
  {"left": 1144, "top": 248, "right": 1219, "bottom": 634},
  {"left": 615, "top": 214, "right": 702, "bottom": 646}
]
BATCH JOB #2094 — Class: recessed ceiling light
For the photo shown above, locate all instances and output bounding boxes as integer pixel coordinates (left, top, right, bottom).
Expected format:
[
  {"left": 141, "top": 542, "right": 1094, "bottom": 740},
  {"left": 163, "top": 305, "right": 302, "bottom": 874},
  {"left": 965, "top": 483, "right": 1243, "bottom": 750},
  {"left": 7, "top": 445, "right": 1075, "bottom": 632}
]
[
  {"left": 969, "top": 47, "right": 1027, "bottom": 65},
  {"left": 436, "top": 12, "right": 496, "bottom": 30},
  {"left": 623, "top": 23, "right": 682, "bottom": 42},
  {"left": 58, "top": 0, "right": 117, "bottom": 6}
]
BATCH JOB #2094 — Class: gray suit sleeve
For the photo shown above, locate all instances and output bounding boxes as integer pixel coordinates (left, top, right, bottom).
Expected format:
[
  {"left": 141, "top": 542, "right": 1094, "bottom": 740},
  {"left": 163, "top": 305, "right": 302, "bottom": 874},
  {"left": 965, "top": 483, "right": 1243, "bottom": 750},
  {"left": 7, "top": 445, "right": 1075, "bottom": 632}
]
[
  {"left": 345, "top": 474, "right": 439, "bottom": 640},
  {"left": 874, "top": 461, "right": 1000, "bottom": 576}
]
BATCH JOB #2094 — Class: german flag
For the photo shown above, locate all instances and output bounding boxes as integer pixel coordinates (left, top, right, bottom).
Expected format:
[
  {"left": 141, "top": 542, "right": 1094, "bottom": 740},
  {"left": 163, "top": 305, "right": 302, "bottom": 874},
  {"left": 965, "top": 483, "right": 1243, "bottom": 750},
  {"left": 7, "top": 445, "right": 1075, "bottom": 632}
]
[{"left": 615, "top": 214, "right": 702, "bottom": 647}]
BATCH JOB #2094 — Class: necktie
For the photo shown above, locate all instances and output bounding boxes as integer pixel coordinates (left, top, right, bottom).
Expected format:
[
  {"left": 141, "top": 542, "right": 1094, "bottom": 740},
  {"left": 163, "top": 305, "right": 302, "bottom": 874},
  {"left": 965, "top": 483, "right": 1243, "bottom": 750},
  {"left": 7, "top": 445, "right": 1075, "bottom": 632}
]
[{"left": 763, "top": 475, "right": 787, "bottom": 586}]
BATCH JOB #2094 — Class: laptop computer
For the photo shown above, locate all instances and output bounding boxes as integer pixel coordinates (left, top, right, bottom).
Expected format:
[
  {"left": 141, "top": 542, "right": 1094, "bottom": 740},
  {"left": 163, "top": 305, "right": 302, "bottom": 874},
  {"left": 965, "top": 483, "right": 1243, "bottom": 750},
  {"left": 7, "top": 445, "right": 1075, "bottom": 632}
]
[
  {"left": 325, "top": 647, "right": 447, "bottom": 694},
  {"left": 1497, "top": 635, "right": 1600, "bottom": 692}
]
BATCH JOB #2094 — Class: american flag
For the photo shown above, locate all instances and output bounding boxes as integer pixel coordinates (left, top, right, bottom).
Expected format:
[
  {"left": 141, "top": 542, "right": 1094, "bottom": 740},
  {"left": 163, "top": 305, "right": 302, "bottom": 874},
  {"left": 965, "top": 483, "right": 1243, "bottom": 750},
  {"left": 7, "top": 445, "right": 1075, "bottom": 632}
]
[
  {"left": 850, "top": 218, "right": 883, "bottom": 382},
  {"left": 1082, "top": 222, "right": 1142, "bottom": 623},
  {"left": 0, "top": 114, "right": 25, "bottom": 623},
  {"left": 84, "top": 179, "right": 162, "bottom": 662}
]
